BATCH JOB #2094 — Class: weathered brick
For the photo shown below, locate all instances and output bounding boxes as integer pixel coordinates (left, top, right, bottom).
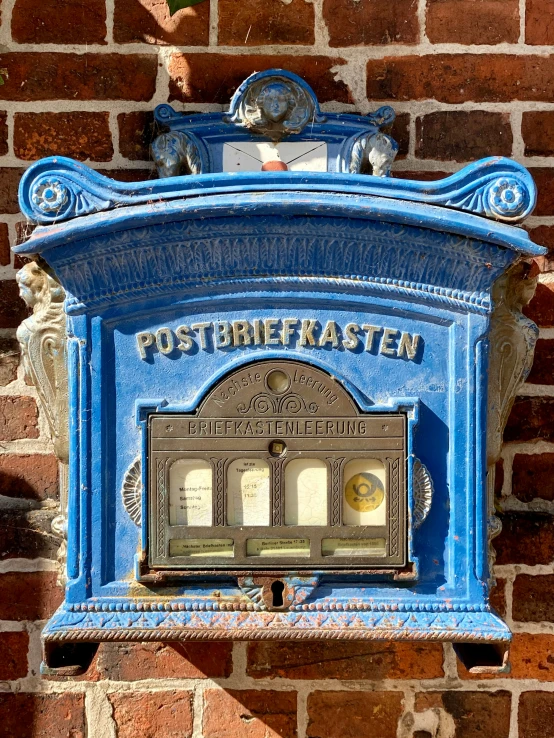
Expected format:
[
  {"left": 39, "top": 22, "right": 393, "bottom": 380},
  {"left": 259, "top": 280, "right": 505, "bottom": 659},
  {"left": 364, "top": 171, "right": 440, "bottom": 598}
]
[
  {"left": 527, "top": 340, "right": 554, "bottom": 385},
  {"left": 495, "top": 458, "right": 504, "bottom": 496},
  {"left": 219, "top": 0, "right": 314, "bottom": 45},
  {"left": 247, "top": 641, "right": 443, "bottom": 680},
  {"left": 0, "top": 508, "right": 61, "bottom": 560},
  {"left": 366, "top": 55, "right": 554, "bottom": 103},
  {"left": 391, "top": 112, "right": 409, "bottom": 159},
  {"left": 0, "top": 221, "right": 9, "bottom": 266},
  {"left": 307, "top": 691, "right": 403, "bottom": 738},
  {"left": 0, "top": 169, "right": 25, "bottom": 214},
  {"left": 0, "top": 281, "right": 30, "bottom": 328},
  {"left": 529, "top": 168, "right": 554, "bottom": 217},
  {"left": 416, "top": 111, "right": 512, "bottom": 161},
  {"left": 0, "top": 110, "right": 7, "bottom": 156},
  {"left": 0, "top": 454, "right": 58, "bottom": 501},
  {"left": 504, "top": 397, "right": 554, "bottom": 443},
  {"left": 415, "top": 691, "right": 510, "bottom": 737},
  {"left": 0, "top": 336, "right": 19, "bottom": 386},
  {"left": 0, "top": 693, "right": 85, "bottom": 737},
  {"left": 458, "top": 634, "right": 554, "bottom": 680},
  {"left": 519, "top": 691, "right": 554, "bottom": 737},
  {"left": 426, "top": 0, "right": 519, "bottom": 44},
  {"left": 204, "top": 690, "right": 297, "bottom": 738},
  {"left": 115, "top": 0, "right": 209, "bottom": 45},
  {"left": 526, "top": 0, "right": 554, "bottom": 44},
  {"left": 513, "top": 574, "right": 554, "bottom": 622},
  {"left": 322, "top": 0, "right": 418, "bottom": 46},
  {"left": 0, "top": 571, "right": 63, "bottom": 619},
  {"left": 0, "top": 631, "right": 28, "bottom": 680},
  {"left": 93, "top": 641, "right": 232, "bottom": 680},
  {"left": 522, "top": 112, "right": 554, "bottom": 157},
  {"left": 109, "top": 691, "right": 193, "bottom": 738},
  {"left": 494, "top": 512, "right": 554, "bottom": 566},
  {"left": 118, "top": 111, "right": 155, "bottom": 161},
  {"left": 0, "top": 395, "right": 39, "bottom": 440},
  {"left": 14, "top": 112, "right": 113, "bottom": 162},
  {"left": 490, "top": 577, "right": 506, "bottom": 618},
  {"left": 0, "top": 53, "right": 158, "bottom": 102},
  {"left": 512, "top": 453, "right": 554, "bottom": 502},
  {"left": 12, "top": 0, "right": 106, "bottom": 44},
  {"left": 168, "top": 54, "right": 351, "bottom": 104}
]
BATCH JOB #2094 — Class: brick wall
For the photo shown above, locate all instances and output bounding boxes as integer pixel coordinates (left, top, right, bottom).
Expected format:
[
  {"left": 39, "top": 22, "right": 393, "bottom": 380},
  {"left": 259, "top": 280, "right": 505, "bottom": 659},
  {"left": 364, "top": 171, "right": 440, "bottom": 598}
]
[{"left": 1, "top": 0, "right": 554, "bottom": 736}]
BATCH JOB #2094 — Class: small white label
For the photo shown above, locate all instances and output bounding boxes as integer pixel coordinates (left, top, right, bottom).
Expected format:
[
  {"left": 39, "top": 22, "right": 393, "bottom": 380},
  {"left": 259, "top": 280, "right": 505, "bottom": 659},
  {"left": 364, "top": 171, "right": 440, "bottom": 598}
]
[
  {"left": 169, "top": 459, "right": 212, "bottom": 526},
  {"left": 246, "top": 538, "right": 310, "bottom": 557},
  {"left": 169, "top": 539, "right": 234, "bottom": 557},
  {"left": 227, "top": 458, "right": 270, "bottom": 526},
  {"left": 322, "top": 538, "right": 387, "bottom": 557}
]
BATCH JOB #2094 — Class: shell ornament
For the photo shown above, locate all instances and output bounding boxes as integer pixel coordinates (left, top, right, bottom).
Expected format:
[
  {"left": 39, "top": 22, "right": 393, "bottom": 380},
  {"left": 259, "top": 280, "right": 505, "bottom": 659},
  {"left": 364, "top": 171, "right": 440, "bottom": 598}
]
[
  {"left": 413, "top": 459, "right": 434, "bottom": 529},
  {"left": 122, "top": 458, "right": 142, "bottom": 526}
]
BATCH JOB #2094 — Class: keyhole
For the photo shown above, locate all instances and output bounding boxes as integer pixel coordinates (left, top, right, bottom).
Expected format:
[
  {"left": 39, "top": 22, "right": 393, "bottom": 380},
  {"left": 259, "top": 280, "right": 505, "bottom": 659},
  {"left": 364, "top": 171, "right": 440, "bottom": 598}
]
[{"left": 271, "top": 580, "right": 285, "bottom": 608}]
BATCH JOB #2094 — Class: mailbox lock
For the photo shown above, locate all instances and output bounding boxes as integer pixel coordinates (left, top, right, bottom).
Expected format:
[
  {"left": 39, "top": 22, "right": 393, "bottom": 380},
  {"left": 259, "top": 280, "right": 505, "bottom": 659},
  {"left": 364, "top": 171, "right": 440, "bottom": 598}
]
[{"left": 269, "top": 439, "right": 287, "bottom": 457}]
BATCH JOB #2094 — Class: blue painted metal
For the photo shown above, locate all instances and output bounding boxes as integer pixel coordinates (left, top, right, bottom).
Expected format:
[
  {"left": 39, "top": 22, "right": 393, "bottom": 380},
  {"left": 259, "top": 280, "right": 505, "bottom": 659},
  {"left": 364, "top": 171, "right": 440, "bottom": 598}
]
[{"left": 14, "top": 70, "right": 547, "bottom": 669}]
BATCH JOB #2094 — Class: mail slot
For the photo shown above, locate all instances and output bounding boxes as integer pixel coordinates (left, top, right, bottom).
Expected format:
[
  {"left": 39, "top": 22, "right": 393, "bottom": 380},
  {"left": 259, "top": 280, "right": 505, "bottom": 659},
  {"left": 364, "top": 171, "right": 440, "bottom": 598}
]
[{"left": 13, "top": 69, "right": 546, "bottom": 676}]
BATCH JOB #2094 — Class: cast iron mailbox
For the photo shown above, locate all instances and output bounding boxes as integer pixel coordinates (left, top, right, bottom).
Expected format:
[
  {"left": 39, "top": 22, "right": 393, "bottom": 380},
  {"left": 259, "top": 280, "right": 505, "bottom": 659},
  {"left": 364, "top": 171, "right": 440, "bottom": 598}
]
[{"left": 13, "top": 70, "right": 545, "bottom": 676}]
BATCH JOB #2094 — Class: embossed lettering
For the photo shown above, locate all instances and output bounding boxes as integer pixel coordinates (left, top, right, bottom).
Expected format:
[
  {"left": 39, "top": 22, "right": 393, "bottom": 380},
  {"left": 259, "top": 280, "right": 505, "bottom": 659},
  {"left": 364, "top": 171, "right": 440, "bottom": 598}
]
[
  {"left": 137, "top": 331, "right": 154, "bottom": 358},
  {"left": 214, "top": 321, "right": 232, "bottom": 348},
  {"left": 343, "top": 323, "right": 360, "bottom": 350},
  {"left": 191, "top": 322, "right": 211, "bottom": 350},
  {"left": 264, "top": 318, "right": 280, "bottom": 345},
  {"left": 281, "top": 318, "right": 299, "bottom": 345},
  {"left": 232, "top": 321, "right": 252, "bottom": 345},
  {"left": 362, "top": 325, "right": 382, "bottom": 353},
  {"left": 398, "top": 332, "right": 421, "bottom": 360},
  {"left": 176, "top": 325, "right": 193, "bottom": 352},
  {"left": 156, "top": 327, "right": 174, "bottom": 355},
  {"left": 319, "top": 320, "right": 340, "bottom": 348},
  {"left": 380, "top": 328, "right": 399, "bottom": 356},
  {"left": 300, "top": 319, "right": 317, "bottom": 346}
]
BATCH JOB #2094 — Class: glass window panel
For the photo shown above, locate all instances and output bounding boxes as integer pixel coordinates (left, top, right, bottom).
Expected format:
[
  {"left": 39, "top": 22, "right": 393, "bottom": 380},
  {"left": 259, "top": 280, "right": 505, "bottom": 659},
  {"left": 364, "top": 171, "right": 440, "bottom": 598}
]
[
  {"left": 284, "top": 458, "right": 328, "bottom": 526},
  {"left": 342, "top": 459, "right": 387, "bottom": 526},
  {"left": 169, "top": 539, "right": 233, "bottom": 557},
  {"left": 227, "top": 458, "right": 270, "bottom": 526},
  {"left": 246, "top": 538, "right": 310, "bottom": 557},
  {"left": 169, "top": 459, "right": 212, "bottom": 526}
]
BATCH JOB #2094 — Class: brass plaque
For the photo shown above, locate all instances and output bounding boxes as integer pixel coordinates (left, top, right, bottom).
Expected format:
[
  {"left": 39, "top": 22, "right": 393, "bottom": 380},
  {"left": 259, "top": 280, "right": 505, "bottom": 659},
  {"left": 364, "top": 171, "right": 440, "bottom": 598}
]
[{"left": 148, "top": 360, "right": 406, "bottom": 571}]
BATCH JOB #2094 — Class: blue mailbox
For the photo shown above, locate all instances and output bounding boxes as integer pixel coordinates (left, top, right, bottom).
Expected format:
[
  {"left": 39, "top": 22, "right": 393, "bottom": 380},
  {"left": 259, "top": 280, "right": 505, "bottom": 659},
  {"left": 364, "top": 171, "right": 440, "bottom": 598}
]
[{"left": 13, "top": 70, "right": 545, "bottom": 676}]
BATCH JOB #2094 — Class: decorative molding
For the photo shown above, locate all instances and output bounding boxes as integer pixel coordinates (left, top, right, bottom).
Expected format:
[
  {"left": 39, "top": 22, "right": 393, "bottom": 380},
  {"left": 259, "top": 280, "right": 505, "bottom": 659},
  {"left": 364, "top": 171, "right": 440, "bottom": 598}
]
[
  {"left": 16, "top": 262, "right": 69, "bottom": 576},
  {"left": 225, "top": 70, "right": 325, "bottom": 141},
  {"left": 150, "top": 130, "right": 205, "bottom": 179},
  {"left": 349, "top": 107, "right": 399, "bottom": 177},
  {"left": 122, "top": 459, "right": 142, "bottom": 526},
  {"left": 413, "top": 459, "right": 434, "bottom": 529},
  {"left": 237, "top": 391, "right": 318, "bottom": 416},
  {"left": 387, "top": 457, "right": 400, "bottom": 557},
  {"left": 486, "top": 262, "right": 540, "bottom": 582}
]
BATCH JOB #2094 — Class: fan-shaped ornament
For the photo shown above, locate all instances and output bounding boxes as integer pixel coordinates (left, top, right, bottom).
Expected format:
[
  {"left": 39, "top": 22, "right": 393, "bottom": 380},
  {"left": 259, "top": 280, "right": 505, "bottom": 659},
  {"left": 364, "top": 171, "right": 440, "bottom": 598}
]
[
  {"left": 122, "top": 458, "right": 142, "bottom": 526},
  {"left": 413, "top": 459, "right": 433, "bottom": 529}
]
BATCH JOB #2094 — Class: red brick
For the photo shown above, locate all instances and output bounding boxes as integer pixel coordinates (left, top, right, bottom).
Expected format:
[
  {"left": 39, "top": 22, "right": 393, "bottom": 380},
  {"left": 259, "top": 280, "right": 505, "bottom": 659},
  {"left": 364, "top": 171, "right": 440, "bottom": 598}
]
[
  {"left": 512, "top": 453, "right": 554, "bottom": 502},
  {"left": 247, "top": 641, "right": 443, "bottom": 680},
  {"left": 219, "top": 0, "right": 314, "bottom": 45},
  {"left": 0, "top": 336, "right": 19, "bottom": 386},
  {"left": 494, "top": 512, "right": 554, "bottom": 566},
  {"left": 366, "top": 54, "right": 554, "bottom": 103},
  {"left": 0, "top": 571, "right": 63, "bottom": 619},
  {"left": 168, "top": 53, "right": 351, "bottom": 104},
  {"left": 513, "top": 574, "right": 554, "bottom": 622},
  {"left": 391, "top": 112, "right": 409, "bottom": 159},
  {"left": 109, "top": 691, "right": 193, "bottom": 738},
  {"left": 426, "top": 0, "right": 519, "bottom": 44},
  {"left": 523, "top": 112, "right": 554, "bottom": 157},
  {"left": 307, "top": 691, "right": 403, "bottom": 738},
  {"left": 0, "top": 280, "right": 30, "bottom": 328},
  {"left": 526, "top": 0, "right": 554, "bottom": 44},
  {"left": 529, "top": 226, "right": 554, "bottom": 273},
  {"left": 0, "top": 169, "right": 25, "bottom": 214},
  {"left": 115, "top": 0, "right": 208, "bottom": 44},
  {"left": 458, "top": 634, "right": 554, "bottom": 680},
  {"left": 0, "top": 53, "right": 157, "bottom": 102},
  {"left": 204, "top": 690, "right": 297, "bottom": 738},
  {"left": 490, "top": 577, "right": 507, "bottom": 618},
  {"left": 0, "top": 631, "right": 28, "bottom": 679},
  {"left": 0, "top": 395, "right": 39, "bottom": 441},
  {"left": 0, "top": 508, "right": 61, "bottom": 560},
  {"left": 504, "top": 397, "right": 554, "bottom": 443},
  {"left": 14, "top": 112, "right": 113, "bottom": 162},
  {"left": 415, "top": 111, "right": 512, "bottom": 161},
  {"left": 527, "top": 340, "right": 554, "bottom": 385},
  {"left": 529, "top": 168, "right": 554, "bottom": 217},
  {"left": 519, "top": 691, "right": 554, "bottom": 737},
  {"left": 0, "top": 111, "right": 7, "bottom": 156},
  {"left": 0, "top": 693, "right": 85, "bottom": 737},
  {"left": 525, "top": 282, "right": 554, "bottom": 326},
  {"left": 0, "top": 454, "right": 58, "bottom": 501},
  {"left": 0, "top": 221, "right": 9, "bottom": 265},
  {"left": 12, "top": 0, "right": 106, "bottom": 44},
  {"left": 93, "top": 641, "right": 232, "bottom": 679},
  {"left": 118, "top": 111, "right": 155, "bottom": 161},
  {"left": 323, "top": 0, "right": 418, "bottom": 46},
  {"left": 415, "top": 691, "right": 510, "bottom": 737}
]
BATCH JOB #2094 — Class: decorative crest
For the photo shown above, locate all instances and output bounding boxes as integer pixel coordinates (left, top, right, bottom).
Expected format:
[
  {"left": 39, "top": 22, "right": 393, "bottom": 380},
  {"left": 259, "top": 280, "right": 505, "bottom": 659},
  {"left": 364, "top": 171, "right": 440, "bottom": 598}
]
[{"left": 225, "top": 70, "right": 326, "bottom": 140}]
